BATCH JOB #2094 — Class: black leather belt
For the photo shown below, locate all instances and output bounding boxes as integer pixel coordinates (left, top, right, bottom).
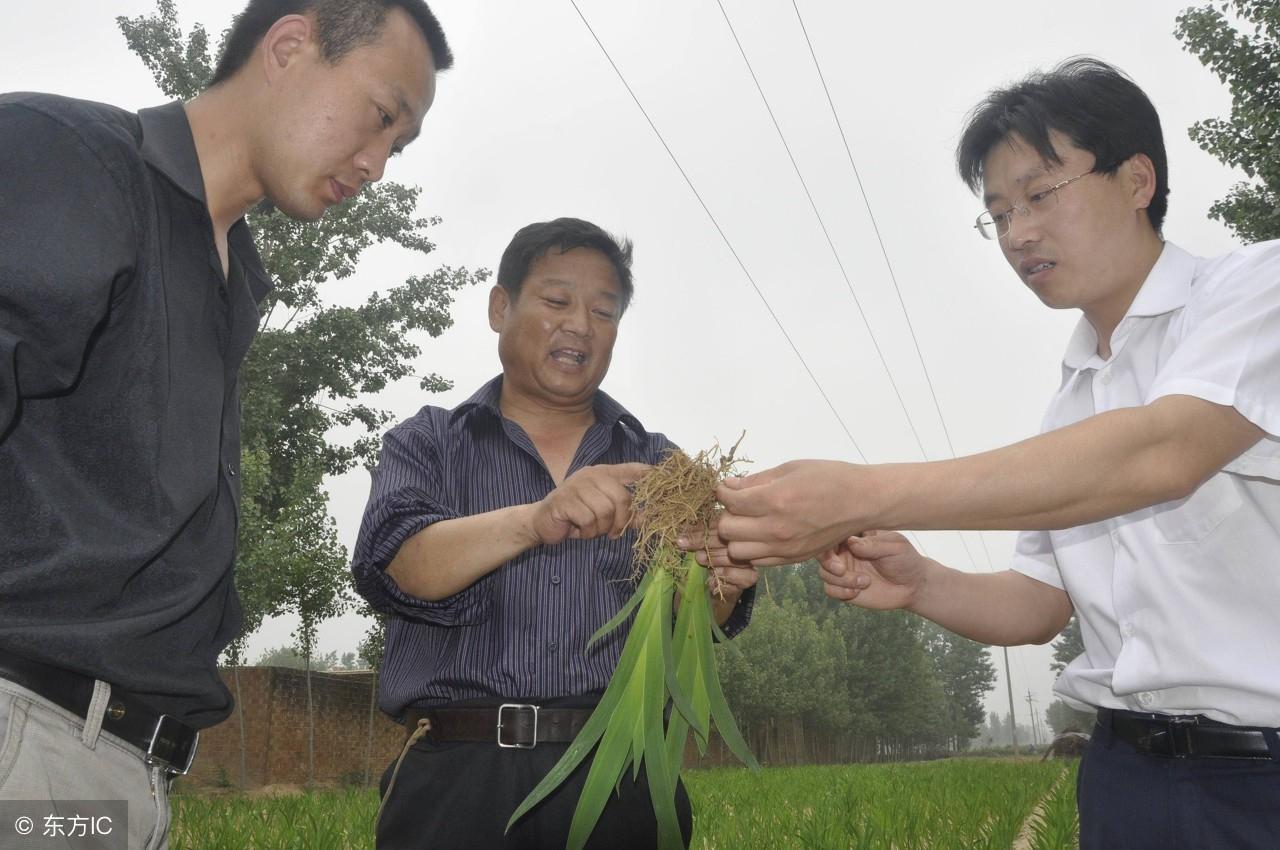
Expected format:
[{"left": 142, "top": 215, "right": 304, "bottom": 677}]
[
  {"left": 404, "top": 704, "right": 594, "bottom": 748},
  {"left": 0, "top": 649, "right": 199, "bottom": 774},
  {"left": 1099, "top": 708, "right": 1278, "bottom": 760}
]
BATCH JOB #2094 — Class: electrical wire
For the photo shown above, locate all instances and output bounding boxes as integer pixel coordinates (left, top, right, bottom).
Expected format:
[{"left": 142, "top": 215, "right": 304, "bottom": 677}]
[{"left": 566, "top": 0, "right": 869, "bottom": 463}]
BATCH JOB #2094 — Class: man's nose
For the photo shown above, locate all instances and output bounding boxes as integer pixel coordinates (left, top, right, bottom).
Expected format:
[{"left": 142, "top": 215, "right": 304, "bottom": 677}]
[
  {"left": 562, "top": 304, "right": 593, "bottom": 337},
  {"left": 1005, "top": 206, "right": 1040, "bottom": 249},
  {"left": 355, "top": 146, "right": 389, "bottom": 185}
]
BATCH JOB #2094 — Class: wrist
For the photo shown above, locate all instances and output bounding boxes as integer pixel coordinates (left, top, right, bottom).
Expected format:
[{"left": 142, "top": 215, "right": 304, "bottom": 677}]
[
  {"left": 512, "top": 502, "right": 545, "bottom": 549},
  {"left": 904, "top": 557, "right": 944, "bottom": 617}
]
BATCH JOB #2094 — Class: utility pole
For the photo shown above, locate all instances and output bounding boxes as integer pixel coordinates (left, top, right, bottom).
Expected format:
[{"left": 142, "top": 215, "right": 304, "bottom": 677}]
[
  {"left": 1025, "top": 691, "right": 1041, "bottom": 746},
  {"left": 1003, "top": 646, "right": 1018, "bottom": 749}
]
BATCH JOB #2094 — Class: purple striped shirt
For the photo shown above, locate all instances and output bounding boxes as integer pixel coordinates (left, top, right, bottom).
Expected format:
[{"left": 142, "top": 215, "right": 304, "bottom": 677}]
[{"left": 352, "top": 376, "right": 754, "bottom": 718}]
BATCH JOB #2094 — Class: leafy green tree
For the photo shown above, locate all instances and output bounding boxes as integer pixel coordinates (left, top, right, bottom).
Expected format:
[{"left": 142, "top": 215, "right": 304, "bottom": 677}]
[
  {"left": 717, "top": 594, "right": 849, "bottom": 764},
  {"left": 1049, "top": 616, "right": 1084, "bottom": 677},
  {"left": 1045, "top": 699, "right": 1094, "bottom": 737},
  {"left": 1047, "top": 617, "right": 1094, "bottom": 735},
  {"left": 922, "top": 623, "right": 997, "bottom": 751},
  {"left": 1176, "top": 1, "right": 1280, "bottom": 243}
]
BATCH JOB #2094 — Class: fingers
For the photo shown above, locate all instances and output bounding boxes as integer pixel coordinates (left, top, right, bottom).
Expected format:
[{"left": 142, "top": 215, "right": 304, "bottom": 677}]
[
  {"left": 608, "top": 461, "right": 653, "bottom": 486},
  {"left": 707, "top": 564, "right": 758, "bottom": 594},
  {"left": 846, "top": 530, "right": 908, "bottom": 560},
  {"left": 714, "top": 464, "right": 788, "bottom": 516},
  {"left": 540, "top": 464, "right": 646, "bottom": 542}
]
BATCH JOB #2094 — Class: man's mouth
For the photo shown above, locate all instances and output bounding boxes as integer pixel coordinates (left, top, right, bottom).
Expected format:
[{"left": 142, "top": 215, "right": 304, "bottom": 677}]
[
  {"left": 551, "top": 348, "right": 587, "bottom": 366},
  {"left": 330, "top": 179, "right": 356, "bottom": 203},
  {"left": 1022, "top": 259, "right": 1057, "bottom": 278}
]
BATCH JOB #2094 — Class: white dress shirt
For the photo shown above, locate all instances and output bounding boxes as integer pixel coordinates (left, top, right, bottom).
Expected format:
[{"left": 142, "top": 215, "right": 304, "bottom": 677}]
[{"left": 1010, "top": 240, "right": 1280, "bottom": 727}]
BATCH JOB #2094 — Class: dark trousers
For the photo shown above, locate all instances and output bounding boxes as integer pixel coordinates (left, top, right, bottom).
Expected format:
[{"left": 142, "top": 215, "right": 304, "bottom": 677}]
[
  {"left": 376, "top": 735, "right": 693, "bottom": 849},
  {"left": 1078, "top": 716, "right": 1280, "bottom": 849}
]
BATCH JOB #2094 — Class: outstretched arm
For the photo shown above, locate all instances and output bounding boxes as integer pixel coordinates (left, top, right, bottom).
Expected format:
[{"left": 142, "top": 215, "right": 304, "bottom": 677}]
[
  {"left": 716, "top": 394, "right": 1262, "bottom": 565},
  {"left": 818, "top": 531, "right": 1072, "bottom": 645}
]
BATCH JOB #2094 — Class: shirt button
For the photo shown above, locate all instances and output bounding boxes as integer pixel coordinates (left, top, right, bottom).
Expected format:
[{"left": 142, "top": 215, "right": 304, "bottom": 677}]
[
  {"left": 1122, "top": 622, "right": 1134, "bottom": 637},
  {"left": 1100, "top": 371, "right": 1112, "bottom": 385},
  {"left": 1138, "top": 692, "right": 1154, "bottom": 707},
  {"left": 227, "top": 463, "right": 237, "bottom": 477},
  {"left": 550, "top": 575, "right": 561, "bottom": 586},
  {"left": 547, "top": 641, "right": 558, "bottom": 653}
]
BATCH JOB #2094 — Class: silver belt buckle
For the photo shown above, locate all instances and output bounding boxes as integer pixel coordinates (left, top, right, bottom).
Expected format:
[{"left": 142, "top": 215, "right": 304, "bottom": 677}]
[
  {"left": 497, "top": 703, "right": 538, "bottom": 749},
  {"left": 144, "top": 714, "right": 199, "bottom": 775}
]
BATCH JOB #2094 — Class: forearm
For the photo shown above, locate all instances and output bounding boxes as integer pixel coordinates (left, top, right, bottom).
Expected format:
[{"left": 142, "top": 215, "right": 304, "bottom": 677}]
[
  {"left": 387, "top": 504, "right": 540, "bottom": 601},
  {"left": 870, "top": 398, "right": 1250, "bottom": 532},
  {"left": 910, "top": 563, "right": 1072, "bottom": 646}
]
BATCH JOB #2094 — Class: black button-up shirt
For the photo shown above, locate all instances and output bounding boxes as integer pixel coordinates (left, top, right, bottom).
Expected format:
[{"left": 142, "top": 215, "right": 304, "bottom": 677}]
[
  {"left": 0, "top": 93, "right": 271, "bottom": 728},
  {"left": 352, "top": 376, "right": 755, "bottom": 719}
]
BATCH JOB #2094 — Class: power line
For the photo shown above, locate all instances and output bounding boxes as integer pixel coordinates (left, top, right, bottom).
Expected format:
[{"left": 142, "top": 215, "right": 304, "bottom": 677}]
[
  {"left": 788, "top": 0, "right": 960, "bottom": 460},
  {"left": 713, "top": 0, "right": 929, "bottom": 460},
  {"left": 787, "top": 0, "right": 1013, "bottom": 581},
  {"left": 566, "top": 0, "right": 868, "bottom": 463}
]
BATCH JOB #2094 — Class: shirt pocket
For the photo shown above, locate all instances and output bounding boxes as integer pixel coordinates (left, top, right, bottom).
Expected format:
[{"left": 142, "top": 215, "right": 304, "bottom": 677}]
[{"left": 1151, "top": 472, "right": 1242, "bottom": 544}]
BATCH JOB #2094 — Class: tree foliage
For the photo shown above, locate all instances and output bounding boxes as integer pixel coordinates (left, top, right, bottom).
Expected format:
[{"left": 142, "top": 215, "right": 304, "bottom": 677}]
[
  {"left": 1176, "top": 0, "right": 1280, "bottom": 242},
  {"left": 716, "top": 566, "right": 996, "bottom": 762},
  {"left": 1048, "top": 615, "right": 1084, "bottom": 678},
  {"left": 1045, "top": 617, "right": 1094, "bottom": 735},
  {"left": 116, "top": 1, "right": 488, "bottom": 662}
]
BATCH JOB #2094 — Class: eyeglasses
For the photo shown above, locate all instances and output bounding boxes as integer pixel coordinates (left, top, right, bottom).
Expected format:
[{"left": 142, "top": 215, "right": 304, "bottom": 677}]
[{"left": 973, "top": 170, "right": 1095, "bottom": 240}]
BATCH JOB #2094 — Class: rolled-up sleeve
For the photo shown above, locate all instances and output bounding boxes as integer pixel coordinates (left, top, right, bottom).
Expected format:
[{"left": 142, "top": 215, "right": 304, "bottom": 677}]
[
  {"left": 351, "top": 417, "right": 492, "bottom": 625},
  {"left": 718, "top": 584, "right": 756, "bottom": 639},
  {"left": 1008, "top": 529, "right": 1064, "bottom": 590},
  {"left": 1147, "top": 243, "right": 1280, "bottom": 480},
  {"left": 0, "top": 104, "right": 135, "bottom": 438}
]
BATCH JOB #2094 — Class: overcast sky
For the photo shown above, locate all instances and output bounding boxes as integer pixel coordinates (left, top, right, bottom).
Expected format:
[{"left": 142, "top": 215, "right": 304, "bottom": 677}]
[{"left": 4, "top": 0, "right": 1245, "bottom": 730}]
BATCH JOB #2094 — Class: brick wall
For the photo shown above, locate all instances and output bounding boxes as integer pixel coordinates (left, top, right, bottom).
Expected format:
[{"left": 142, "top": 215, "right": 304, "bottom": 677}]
[
  {"left": 182, "top": 667, "right": 736, "bottom": 791},
  {"left": 183, "top": 666, "right": 405, "bottom": 790}
]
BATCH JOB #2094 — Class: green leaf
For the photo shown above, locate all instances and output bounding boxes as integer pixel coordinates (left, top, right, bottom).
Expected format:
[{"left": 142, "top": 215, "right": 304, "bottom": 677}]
[
  {"left": 587, "top": 570, "right": 650, "bottom": 651},
  {"left": 505, "top": 589, "right": 652, "bottom": 831}
]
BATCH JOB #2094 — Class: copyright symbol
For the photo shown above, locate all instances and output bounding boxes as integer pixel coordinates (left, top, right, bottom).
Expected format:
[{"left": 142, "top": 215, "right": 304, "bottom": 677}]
[{"left": 13, "top": 816, "right": 33, "bottom": 835}]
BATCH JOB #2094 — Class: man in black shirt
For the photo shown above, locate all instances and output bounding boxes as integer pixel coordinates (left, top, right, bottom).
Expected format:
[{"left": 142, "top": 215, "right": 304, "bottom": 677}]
[{"left": 0, "top": 0, "right": 451, "bottom": 844}]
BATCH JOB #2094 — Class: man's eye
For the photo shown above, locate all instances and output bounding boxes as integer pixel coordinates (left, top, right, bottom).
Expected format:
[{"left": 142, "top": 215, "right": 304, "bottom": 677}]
[
  {"left": 545, "top": 298, "right": 568, "bottom": 307},
  {"left": 1027, "top": 190, "right": 1052, "bottom": 205},
  {"left": 378, "top": 108, "right": 394, "bottom": 129},
  {"left": 990, "top": 211, "right": 1011, "bottom": 226},
  {"left": 593, "top": 309, "right": 617, "bottom": 320}
]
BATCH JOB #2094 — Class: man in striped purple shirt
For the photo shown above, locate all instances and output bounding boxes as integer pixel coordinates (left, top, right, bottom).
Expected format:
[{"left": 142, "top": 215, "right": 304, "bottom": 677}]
[{"left": 353, "top": 217, "right": 757, "bottom": 849}]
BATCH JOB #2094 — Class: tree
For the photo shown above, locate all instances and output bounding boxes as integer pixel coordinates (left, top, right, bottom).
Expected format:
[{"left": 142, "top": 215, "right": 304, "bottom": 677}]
[
  {"left": 1049, "top": 616, "right": 1084, "bottom": 677},
  {"left": 117, "top": 0, "right": 486, "bottom": 786},
  {"left": 254, "top": 645, "right": 361, "bottom": 670},
  {"left": 717, "top": 594, "right": 850, "bottom": 764},
  {"left": 1047, "top": 616, "right": 1094, "bottom": 734},
  {"left": 1176, "top": 1, "right": 1280, "bottom": 243},
  {"left": 922, "top": 623, "right": 997, "bottom": 752}
]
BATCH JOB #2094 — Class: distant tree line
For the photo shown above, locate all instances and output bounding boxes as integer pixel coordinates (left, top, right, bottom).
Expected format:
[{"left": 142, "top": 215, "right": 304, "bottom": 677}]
[{"left": 715, "top": 565, "right": 997, "bottom": 764}]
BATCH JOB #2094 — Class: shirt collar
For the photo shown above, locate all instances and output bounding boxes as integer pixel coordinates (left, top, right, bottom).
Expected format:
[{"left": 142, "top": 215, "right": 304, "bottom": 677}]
[
  {"left": 138, "top": 101, "right": 207, "bottom": 205},
  {"left": 138, "top": 101, "right": 274, "bottom": 302},
  {"left": 451, "top": 375, "right": 650, "bottom": 442},
  {"left": 1061, "top": 241, "right": 1195, "bottom": 371}
]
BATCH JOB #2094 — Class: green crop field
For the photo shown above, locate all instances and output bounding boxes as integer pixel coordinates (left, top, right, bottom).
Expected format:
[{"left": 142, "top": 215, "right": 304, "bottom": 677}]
[{"left": 170, "top": 759, "right": 1079, "bottom": 849}]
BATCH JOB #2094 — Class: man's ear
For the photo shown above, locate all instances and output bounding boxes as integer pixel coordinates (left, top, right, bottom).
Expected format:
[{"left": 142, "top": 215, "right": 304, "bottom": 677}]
[
  {"left": 488, "top": 285, "right": 511, "bottom": 332},
  {"left": 261, "top": 14, "right": 314, "bottom": 84},
  {"left": 1125, "top": 153, "right": 1158, "bottom": 212}
]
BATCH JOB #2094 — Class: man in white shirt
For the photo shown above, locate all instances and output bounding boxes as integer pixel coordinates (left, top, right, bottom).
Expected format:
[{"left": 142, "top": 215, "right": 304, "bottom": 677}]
[{"left": 701, "top": 58, "right": 1280, "bottom": 848}]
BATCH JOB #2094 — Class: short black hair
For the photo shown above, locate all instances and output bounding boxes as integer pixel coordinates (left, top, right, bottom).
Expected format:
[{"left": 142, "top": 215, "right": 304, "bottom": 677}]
[
  {"left": 957, "top": 58, "right": 1168, "bottom": 233},
  {"left": 208, "top": 0, "right": 453, "bottom": 87},
  {"left": 497, "top": 218, "right": 635, "bottom": 314}
]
